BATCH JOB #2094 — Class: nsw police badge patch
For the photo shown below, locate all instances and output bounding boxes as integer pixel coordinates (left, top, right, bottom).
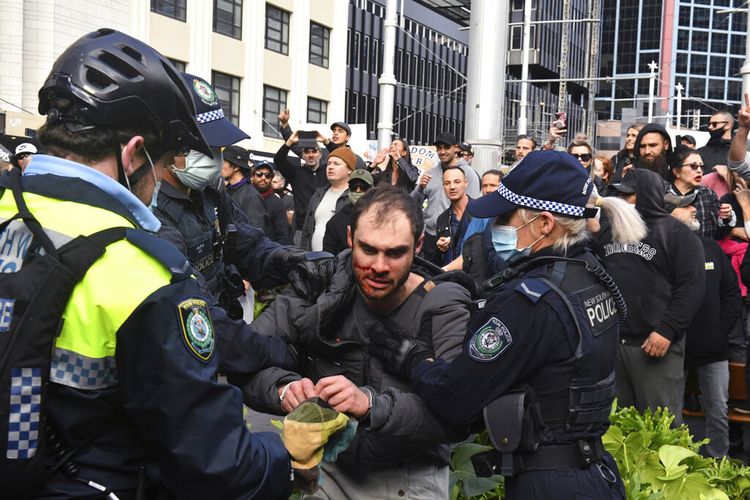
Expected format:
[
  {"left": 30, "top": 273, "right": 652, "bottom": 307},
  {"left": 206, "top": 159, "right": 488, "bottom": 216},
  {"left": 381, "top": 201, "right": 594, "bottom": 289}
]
[
  {"left": 177, "top": 299, "right": 214, "bottom": 362},
  {"left": 468, "top": 317, "right": 513, "bottom": 362}
]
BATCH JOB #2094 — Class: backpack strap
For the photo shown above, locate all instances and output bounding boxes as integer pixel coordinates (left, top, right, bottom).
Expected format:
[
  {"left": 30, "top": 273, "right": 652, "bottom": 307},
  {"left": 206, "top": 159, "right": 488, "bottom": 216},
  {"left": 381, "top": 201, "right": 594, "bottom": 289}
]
[{"left": 124, "top": 228, "right": 192, "bottom": 282}]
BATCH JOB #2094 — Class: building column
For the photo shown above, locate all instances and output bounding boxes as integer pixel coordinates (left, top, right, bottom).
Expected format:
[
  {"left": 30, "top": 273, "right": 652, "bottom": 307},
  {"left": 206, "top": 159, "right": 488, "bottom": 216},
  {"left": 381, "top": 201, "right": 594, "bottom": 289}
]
[
  {"left": 463, "top": 0, "right": 509, "bottom": 174},
  {"left": 188, "top": 0, "right": 213, "bottom": 78},
  {"left": 0, "top": 0, "right": 24, "bottom": 120}
]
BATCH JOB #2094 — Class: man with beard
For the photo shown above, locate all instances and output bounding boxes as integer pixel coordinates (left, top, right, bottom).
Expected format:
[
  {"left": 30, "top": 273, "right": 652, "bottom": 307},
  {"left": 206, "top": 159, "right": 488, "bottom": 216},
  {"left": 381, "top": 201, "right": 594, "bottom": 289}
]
[
  {"left": 634, "top": 123, "right": 673, "bottom": 179},
  {"left": 251, "top": 161, "right": 291, "bottom": 245},
  {"left": 411, "top": 131, "right": 481, "bottom": 265},
  {"left": 238, "top": 186, "right": 471, "bottom": 499}
]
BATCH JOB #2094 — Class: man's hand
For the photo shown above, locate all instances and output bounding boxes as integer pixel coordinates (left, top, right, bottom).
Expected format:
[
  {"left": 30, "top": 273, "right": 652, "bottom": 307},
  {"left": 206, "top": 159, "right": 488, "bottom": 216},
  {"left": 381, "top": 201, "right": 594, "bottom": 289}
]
[
  {"left": 285, "top": 130, "right": 299, "bottom": 148},
  {"left": 315, "top": 375, "right": 370, "bottom": 419},
  {"left": 279, "top": 108, "right": 290, "bottom": 127},
  {"left": 543, "top": 125, "right": 567, "bottom": 149},
  {"left": 436, "top": 236, "right": 451, "bottom": 253},
  {"left": 641, "top": 331, "right": 671, "bottom": 358},
  {"left": 279, "top": 378, "right": 317, "bottom": 413},
  {"left": 418, "top": 172, "right": 432, "bottom": 189},
  {"left": 315, "top": 131, "right": 327, "bottom": 143},
  {"left": 368, "top": 322, "right": 434, "bottom": 377}
]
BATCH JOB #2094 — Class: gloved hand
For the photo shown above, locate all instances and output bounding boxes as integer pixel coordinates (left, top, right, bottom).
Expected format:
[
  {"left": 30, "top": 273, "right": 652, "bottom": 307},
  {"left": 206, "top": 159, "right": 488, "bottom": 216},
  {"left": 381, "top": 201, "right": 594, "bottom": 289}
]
[
  {"left": 281, "top": 398, "right": 351, "bottom": 493},
  {"left": 367, "top": 321, "right": 434, "bottom": 378},
  {"left": 272, "top": 249, "right": 336, "bottom": 300}
]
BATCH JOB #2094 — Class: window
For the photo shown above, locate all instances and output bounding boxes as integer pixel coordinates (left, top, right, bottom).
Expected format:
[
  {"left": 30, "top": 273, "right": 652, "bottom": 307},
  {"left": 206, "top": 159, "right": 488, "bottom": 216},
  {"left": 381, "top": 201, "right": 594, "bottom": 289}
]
[
  {"left": 214, "top": 0, "right": 242, "bottom": 39},
  {"left": 211, "top": 71, "right": 241, "bottom": 126},
  {"left": 352, "top": 32, "right": 361, "bottom": 69},
  {"left": 167, "top": 58, "right": 186, "bottom": 73},
  {"left": 263, "top": 85, "right": 287, "bottom": 137},
  {"left": 266, "top": 4, "right": 289, "bottom": 55},
  {"left": 310, "top": 23, "right": 330, "bottom": 68},
  {"left": 151, "top": 0, "right": 186, "bottom": 21},
  {"left": 307, "top": 97, "right": 328, "bottom": 124},
  {"left": 510, "top": 25, "right": 535, "bottom": 51}
]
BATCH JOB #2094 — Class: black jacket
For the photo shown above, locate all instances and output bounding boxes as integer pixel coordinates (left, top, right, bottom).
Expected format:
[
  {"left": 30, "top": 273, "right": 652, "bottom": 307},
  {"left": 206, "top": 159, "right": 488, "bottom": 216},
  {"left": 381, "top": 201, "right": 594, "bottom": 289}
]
[
  {"left": 698, "top": 137, "right": 731, "bottom": 173},
  {"left": 223, "top": 178, "right": 270, "bottom": 234},
  {"left": 262, "top": 192, "right": 292, "bottom": 245},
  {"left": 686, "top": 236, "right": 742, "bottom": 368},
  {"left": 322, "top": 202, "right": 352, "bottom": 255},
  {"left": 595, "top": 169, "right": 705, "bottom": 342},
  {"left": 371, "top": 158, "right": 419, "bottom": 193},
  {"left": 610, "top": 149, "right": 634, "bottom": 184}
]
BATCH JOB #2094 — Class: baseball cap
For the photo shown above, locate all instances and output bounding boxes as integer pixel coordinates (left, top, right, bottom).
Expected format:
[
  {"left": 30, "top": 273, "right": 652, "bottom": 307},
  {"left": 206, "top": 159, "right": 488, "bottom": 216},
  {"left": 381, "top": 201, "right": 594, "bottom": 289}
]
[
  {"left": 458, "top": 142, "right": 473, "bottom": 154},
  {"left": 348, "top": 169, "right": 374, "bottom": 187},
  {"left": 664, "top": 191, "right": 698, "bottom": 212},
  {"left": 468, "top": 150, "right": 597, "bottom": 219},
  {"left": 223, "top": 145, "right": 250, "bottom": 170},
  {"left": 330, "top": 121, "right": 352, "bottom": 136},
  {"left": 433, "top": 132, "right": 458, "bottom": 147},
  {"left": 680, "top": 134, "right": 696, "bottom": 146},
  {"left": 181, "top": 72, "right": 250, "bottom": 148},
  {"left": 253, "top": 160, "right": 275, "bottom": 172},
  {"left": 15, "top": 143, "right": 37, "bottom": 156},
  {"left": 609, "top": 173, "right": 637, "bottom": 195}
]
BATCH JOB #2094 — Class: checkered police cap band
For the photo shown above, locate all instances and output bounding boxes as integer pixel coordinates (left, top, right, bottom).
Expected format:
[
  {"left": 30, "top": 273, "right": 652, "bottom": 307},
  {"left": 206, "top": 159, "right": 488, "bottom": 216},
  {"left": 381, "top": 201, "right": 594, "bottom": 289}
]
[
  {"left": 497, "top": 183, "right": 587, "bottom": 217},
  {"left": 196, "top": 108, "right": 225, "bottom": 124}
]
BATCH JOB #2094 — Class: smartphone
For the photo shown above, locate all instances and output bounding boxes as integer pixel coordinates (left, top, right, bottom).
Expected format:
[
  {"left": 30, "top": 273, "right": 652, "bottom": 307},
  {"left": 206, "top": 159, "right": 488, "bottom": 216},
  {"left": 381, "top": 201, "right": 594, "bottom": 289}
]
[
  {"left": 552, "top": 112, "right": 567, "bottom": 135},
  {"left": 436, "top": 225, "right": 451, "bottom": 238},
  {"left": 297, "top": 130, "right": 318, "bottom": 149}
]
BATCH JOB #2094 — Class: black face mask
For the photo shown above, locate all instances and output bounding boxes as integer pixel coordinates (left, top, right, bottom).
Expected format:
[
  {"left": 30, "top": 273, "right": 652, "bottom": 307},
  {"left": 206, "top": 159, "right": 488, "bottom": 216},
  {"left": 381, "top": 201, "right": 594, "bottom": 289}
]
[{"left": 709, "top": 127, "right": 726, "bottom": 141}]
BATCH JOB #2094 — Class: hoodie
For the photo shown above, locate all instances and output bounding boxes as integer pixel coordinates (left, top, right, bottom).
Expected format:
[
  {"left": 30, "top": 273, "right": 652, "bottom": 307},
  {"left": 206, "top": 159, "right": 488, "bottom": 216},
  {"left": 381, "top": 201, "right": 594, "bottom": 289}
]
[
  {"left": 634, "top": 123, "right": 673, "bottom": 179},
  {"left": 596, "top": 169, "right": 705, "bottom": 342},
  {"left": 697, "top": 134, "right": 731, "bottom": 173}
]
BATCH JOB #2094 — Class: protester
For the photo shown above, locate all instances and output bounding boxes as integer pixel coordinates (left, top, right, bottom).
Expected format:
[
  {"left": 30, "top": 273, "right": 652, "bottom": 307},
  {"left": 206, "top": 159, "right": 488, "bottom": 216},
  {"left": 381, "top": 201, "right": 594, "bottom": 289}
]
[
  {"left": 13, "top": 142, "right": 37, "bottom": 170},
  {"left": 251, "top": 161, "right": 292, "bottom": 245},
  {"left": 457, "top": 141, "right": 474, "bottom": 164},
  {"left": 221, "top": 144, "right": 270, "bottom": 234},
  {"left": 666, "top": 191, "right": 741, "bottom": 458},
  {"left": 634, "top": 123, "right": 672, "bottom": 179},
  {"left": 610, "top": 123, "right": 643, "bottom": 183},
  {"left": 240, "top": 186, "right": 471, "bottom": 498},
  {"left": 514, "top": 133, "right": 536, "bottom": 163},
  {"left": 594, "top": 155, "right": 614, "bottom": 185},
  {"left": 371, "top": 151, "right": 647, "bottom": 499},
  {"left": 323, "top": 168, "right": 373, "bottom": 255},
  {"left": 481, "top": 169, "right": 502, "bottom": 195},
  {"left": 681, "top": 134, "right": 697, "bottom": 149},
  {"left": 699, "top": 111, "right": 734, "bottom": 172},
  {"left": 598, "top": 169, "right": 705, "bottom": 422},
  {"left": 370, "top": 137, "right": 419, "bottom": 192}
]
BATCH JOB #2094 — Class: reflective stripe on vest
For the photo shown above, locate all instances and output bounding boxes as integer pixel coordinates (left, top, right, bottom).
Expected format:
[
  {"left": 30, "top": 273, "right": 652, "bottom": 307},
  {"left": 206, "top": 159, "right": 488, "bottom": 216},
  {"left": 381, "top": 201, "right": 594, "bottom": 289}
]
[{"left": 0, "top": 190, "right": 173, "bottom": 388}]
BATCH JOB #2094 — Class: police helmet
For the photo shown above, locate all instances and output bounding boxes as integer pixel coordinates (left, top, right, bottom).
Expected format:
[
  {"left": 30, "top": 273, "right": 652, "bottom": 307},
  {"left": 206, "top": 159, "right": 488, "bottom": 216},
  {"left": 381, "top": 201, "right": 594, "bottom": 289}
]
[{"left": 38, "top": 28, "right": 211, "bottom": 156}]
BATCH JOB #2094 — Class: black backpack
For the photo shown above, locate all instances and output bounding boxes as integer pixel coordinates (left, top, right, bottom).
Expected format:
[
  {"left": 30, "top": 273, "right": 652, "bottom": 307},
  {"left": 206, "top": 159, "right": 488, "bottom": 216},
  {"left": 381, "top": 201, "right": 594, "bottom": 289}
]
[{"left": 0, "top": 169, "right": 127, "bottom": 498}]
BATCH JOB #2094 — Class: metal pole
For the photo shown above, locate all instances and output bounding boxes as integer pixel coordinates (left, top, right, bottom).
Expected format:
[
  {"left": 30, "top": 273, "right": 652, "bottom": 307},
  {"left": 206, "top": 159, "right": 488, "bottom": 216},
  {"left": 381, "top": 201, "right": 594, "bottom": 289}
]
[
  {"left": 557, "top": 0, "right": 571, "bottom": 115},
  {"left": 518, "top": 0, "right": 532, "bottom": 135},
  {"left": 647, "top": 60, "right": 658, "bottom": 122},
  {"left": 675, "top": 82, "right": 683, "bottom": 128},
  {"left": 377, "top": 0, "right": 398, "bottom": 149},
  {"left": 464, "top": 0, "right": 508, "bottom": 174},
  {"left": 743, "top": 4, "right": 750, "bottom": 100},
  {"left": 585, "top": 0, "right": 600, "bottom": 139}
]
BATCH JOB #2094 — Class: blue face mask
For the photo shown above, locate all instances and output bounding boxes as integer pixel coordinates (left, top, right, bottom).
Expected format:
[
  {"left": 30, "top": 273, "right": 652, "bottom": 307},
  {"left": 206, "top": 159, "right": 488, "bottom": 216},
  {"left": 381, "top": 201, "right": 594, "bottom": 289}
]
[{"left": 490, "top": 215, "right": 544, "bottom": 262}]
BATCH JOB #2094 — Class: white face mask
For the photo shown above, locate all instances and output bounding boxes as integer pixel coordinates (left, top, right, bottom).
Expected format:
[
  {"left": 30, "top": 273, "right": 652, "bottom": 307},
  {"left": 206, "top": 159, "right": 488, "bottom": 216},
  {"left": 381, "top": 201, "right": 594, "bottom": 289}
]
[
  {"left": 142, "top": 147, "right": 161, "bottom": 211},
  {"left": 172, "top": 149, "right": 223, "bottom": 190}
]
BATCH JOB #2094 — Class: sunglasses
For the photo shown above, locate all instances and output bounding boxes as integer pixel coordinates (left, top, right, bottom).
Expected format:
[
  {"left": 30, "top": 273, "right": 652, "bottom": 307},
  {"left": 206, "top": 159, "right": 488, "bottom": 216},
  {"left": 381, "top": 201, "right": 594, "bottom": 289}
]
[
  {"left": 681, "top": 162, "right": 704, "bottom": 171},
  {"left": 254, "top": 171, "right": 274, "bottom": 179},
  {"left": 572, "top": 153, "right": 592, "bottom": 162},
  {"left": 707, "top": 121, "right": 728, "bottom": 128},
  {"left": 349, "top": 182, "right": 370, "bottom": 193}
]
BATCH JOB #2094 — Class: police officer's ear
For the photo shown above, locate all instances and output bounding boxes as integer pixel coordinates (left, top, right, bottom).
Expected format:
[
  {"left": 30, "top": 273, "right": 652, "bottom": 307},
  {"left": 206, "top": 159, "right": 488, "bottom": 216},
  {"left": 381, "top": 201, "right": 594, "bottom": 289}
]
[
  {"left": 538, "top": 211, "right": 556, "bottom": 236},
  {"left": 121, "top": 135, "right": 145, "bottom": 175}
]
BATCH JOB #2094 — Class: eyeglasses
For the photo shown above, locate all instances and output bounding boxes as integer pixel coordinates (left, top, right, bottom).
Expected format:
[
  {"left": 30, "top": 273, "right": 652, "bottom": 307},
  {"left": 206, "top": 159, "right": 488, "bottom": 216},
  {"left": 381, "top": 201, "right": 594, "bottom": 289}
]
[
  {"left": 681, "top": 162, "right": 704, "bottom": 170},
  {"left": 254, "top": 171, "right": 274, "bottom": 179},
  {"left": 572, "top": 153, "right": 592, "bottom": 162},
  {"left": 707, "top": 121, "right": 729, "bottom": 128}
]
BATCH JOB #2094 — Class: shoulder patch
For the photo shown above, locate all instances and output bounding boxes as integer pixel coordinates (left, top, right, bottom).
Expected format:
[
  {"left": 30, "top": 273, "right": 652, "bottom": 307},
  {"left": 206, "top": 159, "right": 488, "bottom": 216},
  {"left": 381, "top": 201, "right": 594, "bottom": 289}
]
[
  {"left": 468, "top": 316, "right": 513, "bottom": 362},
  {"left": 177, "top": 298, "right": 215, "bottom": 362},
  {"left": 514, "top": 278, "right": 551, "bottom": 303}
]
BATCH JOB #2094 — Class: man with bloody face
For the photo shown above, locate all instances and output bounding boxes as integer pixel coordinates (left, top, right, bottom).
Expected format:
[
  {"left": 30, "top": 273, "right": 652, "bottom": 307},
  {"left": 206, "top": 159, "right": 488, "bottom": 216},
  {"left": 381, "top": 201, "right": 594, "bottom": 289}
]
[{"left": 239, "top": 185, "right": 472, "bottom": 498}]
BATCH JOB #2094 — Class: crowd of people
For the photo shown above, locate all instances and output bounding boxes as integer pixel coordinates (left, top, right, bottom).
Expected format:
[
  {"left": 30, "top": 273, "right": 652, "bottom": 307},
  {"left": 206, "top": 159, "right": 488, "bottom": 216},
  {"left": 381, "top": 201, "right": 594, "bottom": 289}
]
[{"left": 5, "top": 29, "right": 750, "bottom": 500}]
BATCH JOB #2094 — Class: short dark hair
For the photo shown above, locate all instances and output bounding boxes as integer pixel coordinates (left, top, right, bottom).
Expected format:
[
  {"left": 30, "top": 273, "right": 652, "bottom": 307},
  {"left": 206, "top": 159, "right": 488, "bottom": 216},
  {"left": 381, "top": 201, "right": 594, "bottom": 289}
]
[
  {"left": 442, "top": 165, "right": 465, "bottom": 178},
  {"left": 516, "top": 134, "right": 537, "bottom": 148},
  {"left": 351, "top": 185, "right": 424, "bottom": 243},
  {"left": 483, "top": 169, "right": 502, "bottom": 180}
]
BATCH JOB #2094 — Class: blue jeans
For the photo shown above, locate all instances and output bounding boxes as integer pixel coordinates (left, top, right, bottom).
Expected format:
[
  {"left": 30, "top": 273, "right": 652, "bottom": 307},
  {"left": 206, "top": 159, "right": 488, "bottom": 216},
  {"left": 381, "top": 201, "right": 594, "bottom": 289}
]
[{"left": 689, "top": 361, "right": 730, "bottom": 457}]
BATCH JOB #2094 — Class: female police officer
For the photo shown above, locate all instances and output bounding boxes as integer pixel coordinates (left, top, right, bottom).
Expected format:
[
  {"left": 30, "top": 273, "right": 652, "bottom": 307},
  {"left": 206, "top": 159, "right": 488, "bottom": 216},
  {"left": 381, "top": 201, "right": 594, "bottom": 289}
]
[{"left": 372, "top": 150, "right": 646, "bottom": 499}]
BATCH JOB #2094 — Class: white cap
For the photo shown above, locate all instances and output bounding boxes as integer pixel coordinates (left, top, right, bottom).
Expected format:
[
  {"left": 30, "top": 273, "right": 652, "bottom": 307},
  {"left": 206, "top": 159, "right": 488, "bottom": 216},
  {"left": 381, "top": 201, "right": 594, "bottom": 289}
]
[{"left": 15, "top": 143, "right": 37, "bottom": 155}]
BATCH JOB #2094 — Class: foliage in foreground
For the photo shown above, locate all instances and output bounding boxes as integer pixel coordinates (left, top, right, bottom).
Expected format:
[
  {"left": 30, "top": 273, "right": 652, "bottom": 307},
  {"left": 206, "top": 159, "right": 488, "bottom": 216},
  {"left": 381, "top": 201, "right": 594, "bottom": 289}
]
[{"left": 450, "top": 405, "right": 750, "bottom": 500}]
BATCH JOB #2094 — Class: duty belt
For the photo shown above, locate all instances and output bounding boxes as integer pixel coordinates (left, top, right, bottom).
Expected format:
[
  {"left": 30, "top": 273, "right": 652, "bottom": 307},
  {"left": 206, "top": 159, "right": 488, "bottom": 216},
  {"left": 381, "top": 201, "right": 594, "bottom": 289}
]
[{"left": 472, "top": 438, "right": 606, "bottom": 477}]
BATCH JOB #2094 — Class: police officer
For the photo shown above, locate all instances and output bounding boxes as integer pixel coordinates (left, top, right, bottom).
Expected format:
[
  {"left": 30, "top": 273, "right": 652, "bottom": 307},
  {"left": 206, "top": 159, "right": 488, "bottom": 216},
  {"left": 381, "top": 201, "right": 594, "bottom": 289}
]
[
  {"left": 0, "top": 29, "right": 293, "bottom": 498},
  {"left": 372, "top": 151, "right": 648, "bottom": 499}
]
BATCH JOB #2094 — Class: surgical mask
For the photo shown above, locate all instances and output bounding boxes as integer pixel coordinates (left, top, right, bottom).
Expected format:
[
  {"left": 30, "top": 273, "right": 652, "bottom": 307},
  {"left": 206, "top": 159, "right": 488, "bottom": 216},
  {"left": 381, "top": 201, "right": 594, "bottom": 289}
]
[
  {"left": 138, "top": 146, "right": 161, "bottom": 211},
  {"left": 708, "top": 127, "right": 726, "bottom": 141},
  {"left": 172, "top": 149, "right": 223, "bottom": 190},
  {"left": 490, "top": 215, "right": 544, "bottom": 263}
]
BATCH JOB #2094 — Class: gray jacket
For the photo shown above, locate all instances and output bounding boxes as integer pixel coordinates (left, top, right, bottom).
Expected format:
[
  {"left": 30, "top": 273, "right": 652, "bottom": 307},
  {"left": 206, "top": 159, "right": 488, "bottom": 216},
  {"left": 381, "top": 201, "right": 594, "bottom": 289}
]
[
  {"left": 299, "top": 185, "right": 349, "bottom": 251},
  {"left": 410, "top": 160, "right": 481, "bottom": 235},
  {"left": 240, "top": 250, "right": 471, "bottom": 471}
]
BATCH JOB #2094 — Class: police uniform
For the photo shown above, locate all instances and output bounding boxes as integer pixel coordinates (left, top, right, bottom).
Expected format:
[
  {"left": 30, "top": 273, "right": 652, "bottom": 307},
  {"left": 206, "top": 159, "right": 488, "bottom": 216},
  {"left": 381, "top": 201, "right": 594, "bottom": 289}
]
[
  {"left": 0, "top": 156, "right": 292, "bottom": 498},
  {"left": 404, "top": 151, "right": 627, "bottom": 499}
]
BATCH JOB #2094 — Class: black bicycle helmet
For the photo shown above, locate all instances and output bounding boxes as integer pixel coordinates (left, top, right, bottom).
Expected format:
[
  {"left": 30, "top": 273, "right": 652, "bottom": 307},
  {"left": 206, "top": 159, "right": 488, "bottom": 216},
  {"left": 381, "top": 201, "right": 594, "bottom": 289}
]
[{"left": 38, "top": 28, "right": 211, "bottom": 157}]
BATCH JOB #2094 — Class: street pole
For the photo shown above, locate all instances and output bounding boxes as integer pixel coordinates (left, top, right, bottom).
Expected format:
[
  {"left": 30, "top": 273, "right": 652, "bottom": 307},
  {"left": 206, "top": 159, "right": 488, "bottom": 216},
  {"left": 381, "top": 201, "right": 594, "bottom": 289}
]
[
  {"left": 377, "top": 0, "right": 398, "bottom": 150},
  {"left": 464, "top": 0, "right": 508, "bottom": 174},
  {"left": 647, "top": 60, "right": 658, "bottom": 123},
  {"left": 743, "top": 3, "right": 750, "bottom": 100},
  {"left": 675, "top": 82, "right": 683, "bottom": 128},
  {"left": 518, "top": 0, "right": 532, "bottom": 135}
]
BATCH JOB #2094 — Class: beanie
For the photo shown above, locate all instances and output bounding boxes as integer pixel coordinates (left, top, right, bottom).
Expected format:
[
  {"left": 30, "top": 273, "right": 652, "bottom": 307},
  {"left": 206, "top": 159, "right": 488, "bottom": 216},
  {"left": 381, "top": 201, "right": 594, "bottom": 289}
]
[{"left": 328, "top": 146, "right": 357, "bottom": 171}]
